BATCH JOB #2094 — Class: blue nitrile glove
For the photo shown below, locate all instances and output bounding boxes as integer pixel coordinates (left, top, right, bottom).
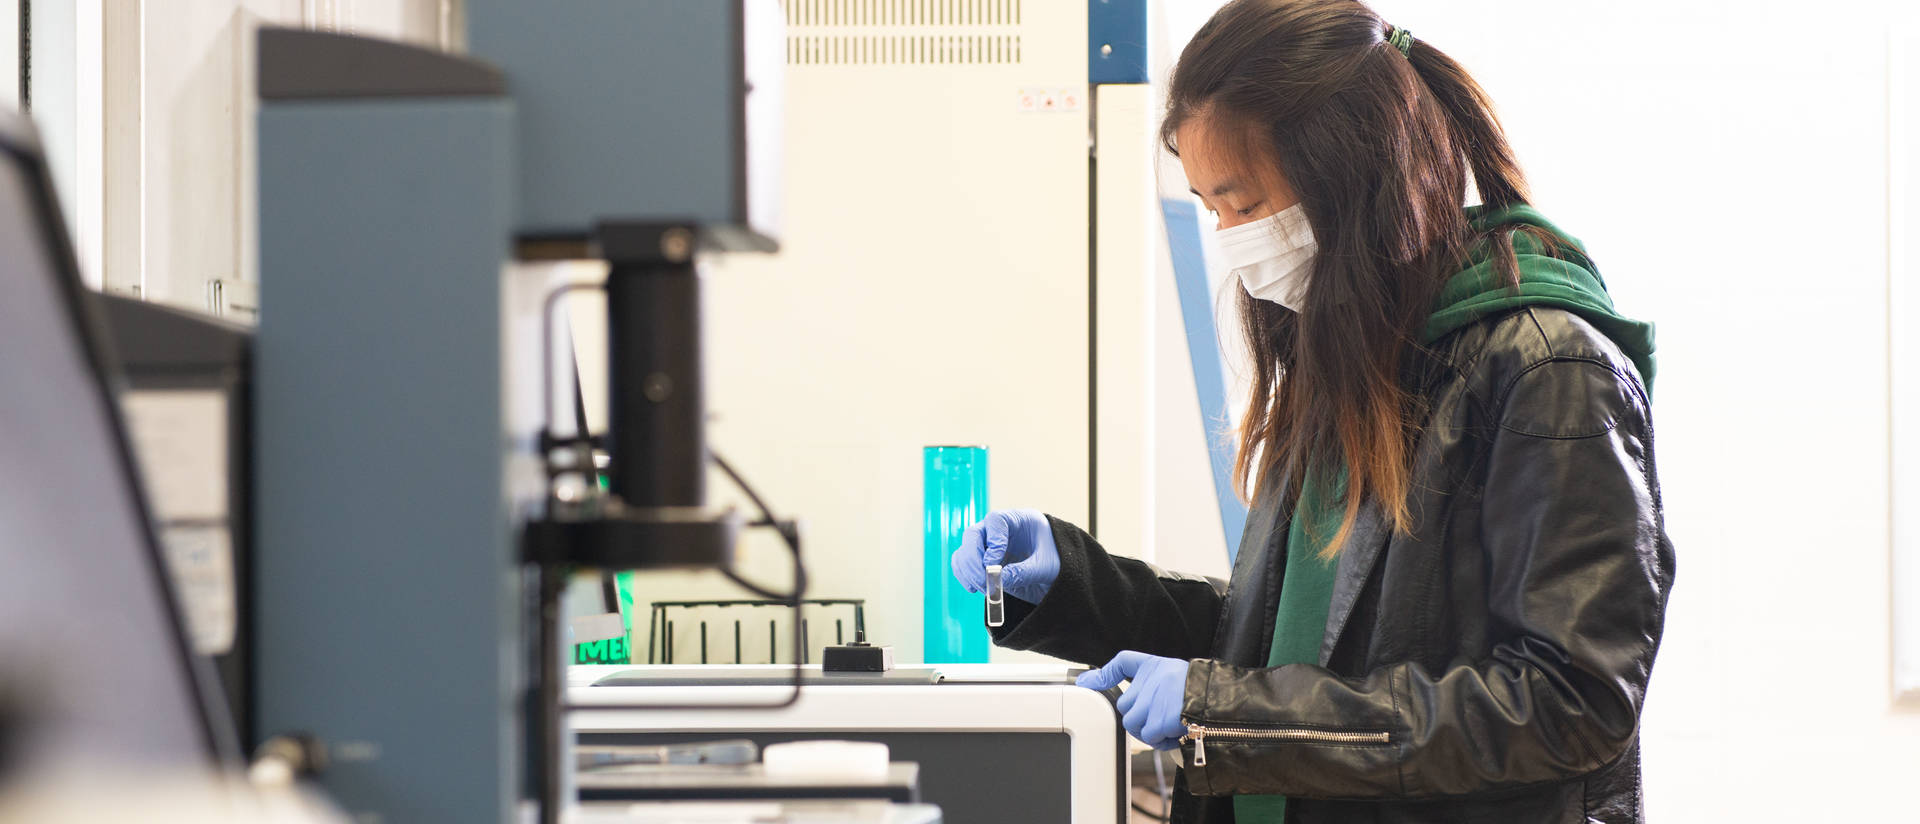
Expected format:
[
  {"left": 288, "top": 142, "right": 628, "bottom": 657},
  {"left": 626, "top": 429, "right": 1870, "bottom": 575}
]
[
  {"left": 949, "top": 508, "right": 1061, "bottom": 605},
  {"left": 1077, "top": 651, "right": 1191, "bottom": 751}
]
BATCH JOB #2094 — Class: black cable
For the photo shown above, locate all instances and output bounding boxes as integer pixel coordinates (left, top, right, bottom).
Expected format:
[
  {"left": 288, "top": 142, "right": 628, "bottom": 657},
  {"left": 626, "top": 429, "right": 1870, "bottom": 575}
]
[
  {"left": 599, "top": 572, "right": 621, "bottom": 616},
  {"left": 569, "top": 353, "right": 596, "bottom": 483},
  {"left": 566, "top": 449, "right": 806, "bottom": 711},
  {"left": 535, "top": 283, "right": 805, "bottom": 714},
  {"left": 713, "top": 521, "right": 806, "bottom": 601},
  {"left": 710, "top": 449, "right": 807, "bottom": 691},
  {"left": 569, "top": 358, "right": 621, "bottom": 615},
  {"left": 711, "top": 451, "right": 805, "bottom": 600},
  {"left": 712, "top": 452, "right": 793, "bottom": 546}
]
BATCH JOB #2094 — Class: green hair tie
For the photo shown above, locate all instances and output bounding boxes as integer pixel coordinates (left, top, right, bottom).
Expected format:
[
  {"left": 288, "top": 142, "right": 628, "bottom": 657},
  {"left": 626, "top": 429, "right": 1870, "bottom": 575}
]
[{"left": 1387, "top": 26, "right": 1414, "bottom": 58}]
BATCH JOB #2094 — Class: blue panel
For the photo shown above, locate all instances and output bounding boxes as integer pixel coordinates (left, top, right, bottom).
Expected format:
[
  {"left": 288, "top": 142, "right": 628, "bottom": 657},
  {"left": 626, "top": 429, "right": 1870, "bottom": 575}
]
[
  {"left": 1089, "top": 0, "right": 1150, "bottom": 85},
  {"left": 467, "top": 0, "right": 741, "bottom": 237},
  {"left": 258, "top": 98, "right": 518, "bottom": 824},
  {"left": 1160, "top": 198, "right": 1249, "bottom": 563}
]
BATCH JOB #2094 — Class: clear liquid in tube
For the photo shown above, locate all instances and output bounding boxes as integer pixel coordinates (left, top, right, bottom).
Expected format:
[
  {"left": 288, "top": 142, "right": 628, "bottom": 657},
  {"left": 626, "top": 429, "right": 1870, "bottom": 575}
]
[{"left": 985, "top": 564, "right": 1005, "bottom": 627}]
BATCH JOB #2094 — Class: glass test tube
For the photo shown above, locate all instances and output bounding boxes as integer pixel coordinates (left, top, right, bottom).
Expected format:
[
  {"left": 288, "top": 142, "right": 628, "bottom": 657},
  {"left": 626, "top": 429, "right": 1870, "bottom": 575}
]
[{"left": 985, "top": 564, "right": 1005, "bottom": 627}]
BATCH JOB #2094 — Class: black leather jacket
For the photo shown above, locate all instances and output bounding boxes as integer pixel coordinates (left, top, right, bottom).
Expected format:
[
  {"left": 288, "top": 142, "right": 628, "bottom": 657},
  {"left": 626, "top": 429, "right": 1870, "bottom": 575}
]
[{"left": 991, "top": 307, "right": 1676, "bottom": 823}]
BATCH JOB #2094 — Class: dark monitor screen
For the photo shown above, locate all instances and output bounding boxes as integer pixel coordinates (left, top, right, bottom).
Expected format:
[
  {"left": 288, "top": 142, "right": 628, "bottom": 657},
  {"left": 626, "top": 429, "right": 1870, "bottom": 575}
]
[{"left": 0, "top": 118, "right": 232, "bottom": 773}]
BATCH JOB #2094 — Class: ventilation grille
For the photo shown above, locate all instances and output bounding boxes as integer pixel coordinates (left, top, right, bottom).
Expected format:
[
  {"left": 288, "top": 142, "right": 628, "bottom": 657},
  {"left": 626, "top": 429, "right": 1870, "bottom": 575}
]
[
  {"left": 788, "top": 34, "right": 1020, "bottom": 66},
  {"left": 783, "top": 0, "right": 1021, "bottom": 27},
  {"left": 782, "top": 0, "right": 1023, "bottom": 66}
]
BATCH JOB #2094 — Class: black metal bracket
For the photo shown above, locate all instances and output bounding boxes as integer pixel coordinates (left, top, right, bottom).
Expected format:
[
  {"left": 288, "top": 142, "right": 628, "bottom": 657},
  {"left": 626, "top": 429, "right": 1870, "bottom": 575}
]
[
  {"left": 595, "top": 220, "right": 702, "bottom": 266},
  {"left": 522, "top": 509, "right": 740, "bottom": 570},
  {"left": 525, "top": 242, "right": 803, "bottom": 824}
]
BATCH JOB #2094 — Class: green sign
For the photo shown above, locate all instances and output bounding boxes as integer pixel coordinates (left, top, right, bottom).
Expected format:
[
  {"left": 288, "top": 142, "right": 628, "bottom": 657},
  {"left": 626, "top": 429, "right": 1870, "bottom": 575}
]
[{"left": 574, "top": 635, "right": 630, "bottom": 665}]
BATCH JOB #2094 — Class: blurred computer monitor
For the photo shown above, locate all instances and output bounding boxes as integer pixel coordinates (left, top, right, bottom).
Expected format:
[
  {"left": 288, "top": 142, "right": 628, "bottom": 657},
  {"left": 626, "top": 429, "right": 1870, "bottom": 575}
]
[
  {"left": 0, "top": 110, "right": 237, "bottom": 778},
  {"left": 98, "top": 292, "right": 256, "bottom": 744}
]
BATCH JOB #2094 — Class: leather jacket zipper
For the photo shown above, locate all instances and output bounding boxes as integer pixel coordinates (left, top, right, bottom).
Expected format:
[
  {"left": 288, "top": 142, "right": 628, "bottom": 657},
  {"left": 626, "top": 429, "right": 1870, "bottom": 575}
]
[{"left": 1183, "top": 723, "right": 1392, "bottom": 766}]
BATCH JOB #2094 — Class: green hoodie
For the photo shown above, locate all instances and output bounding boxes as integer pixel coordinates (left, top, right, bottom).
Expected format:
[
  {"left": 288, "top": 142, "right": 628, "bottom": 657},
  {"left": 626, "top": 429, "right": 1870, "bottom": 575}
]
[
  {"left": 1424, "top": 204, "right": 1656, "bottom": 388},
  {"left": 1232, "top": 205, "right": 1654, "bottom": 822}
]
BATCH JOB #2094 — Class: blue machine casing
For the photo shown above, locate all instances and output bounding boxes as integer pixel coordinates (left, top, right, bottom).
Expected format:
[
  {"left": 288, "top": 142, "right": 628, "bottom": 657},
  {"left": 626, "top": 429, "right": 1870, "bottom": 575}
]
[
  {"left": 466, "top": 0, "right": 784, "bottom": 249},
  {"left": 1089, "top": 0, "right": 1150, "bottom": 85},
  {"left": 256, "top": 89, "right": 520, "bottom": 824}
]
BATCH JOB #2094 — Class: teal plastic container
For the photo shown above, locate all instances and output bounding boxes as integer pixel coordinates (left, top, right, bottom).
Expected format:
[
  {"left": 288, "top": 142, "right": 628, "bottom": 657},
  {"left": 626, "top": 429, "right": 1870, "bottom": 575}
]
[{"left": 923, "top": 446, "right": 990, "bottom": 663}]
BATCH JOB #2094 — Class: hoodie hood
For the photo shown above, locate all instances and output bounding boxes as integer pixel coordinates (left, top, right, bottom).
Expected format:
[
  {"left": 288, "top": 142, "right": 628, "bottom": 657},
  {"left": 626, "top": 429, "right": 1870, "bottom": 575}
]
[{"left": 1423, "top": 204, "right": 1657, "bottom": 391}]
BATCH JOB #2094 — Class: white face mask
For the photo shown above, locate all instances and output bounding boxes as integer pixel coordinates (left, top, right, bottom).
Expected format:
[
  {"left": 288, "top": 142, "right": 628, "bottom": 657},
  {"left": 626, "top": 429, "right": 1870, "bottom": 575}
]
[{"left": 1216, "top": 202, "right": 1317, "bottom": 311}]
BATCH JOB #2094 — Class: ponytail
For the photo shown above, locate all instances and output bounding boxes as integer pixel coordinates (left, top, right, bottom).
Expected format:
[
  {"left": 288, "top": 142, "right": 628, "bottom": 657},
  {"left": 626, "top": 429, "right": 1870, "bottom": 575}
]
[
  {"left": 1402, "top": 31, "right": 1543, "bottom": 285},
  {"left": 1403, "top": 37, "right": 1530, "bottom": 209}
]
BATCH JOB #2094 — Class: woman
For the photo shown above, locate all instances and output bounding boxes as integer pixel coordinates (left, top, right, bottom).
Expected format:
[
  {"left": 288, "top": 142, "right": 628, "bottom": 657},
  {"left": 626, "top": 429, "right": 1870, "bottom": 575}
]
[{"left": 949, "top": 1, "right": 1674, "bottom": 821}]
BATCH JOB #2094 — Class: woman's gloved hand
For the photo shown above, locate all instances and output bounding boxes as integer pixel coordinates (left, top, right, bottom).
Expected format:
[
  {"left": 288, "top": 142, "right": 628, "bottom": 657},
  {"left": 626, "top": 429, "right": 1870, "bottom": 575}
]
[
  {"left": 949, "top": 509, "right": 1061, "bottom": 605},
  {"left": 1077, "top": 651, "right": 1191, "bottom": 750}
]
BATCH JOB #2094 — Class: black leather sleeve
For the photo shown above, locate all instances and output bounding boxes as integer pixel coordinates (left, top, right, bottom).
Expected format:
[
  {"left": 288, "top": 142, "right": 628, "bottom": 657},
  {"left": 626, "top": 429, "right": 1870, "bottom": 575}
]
[
  {"left": 1179, "top": 358, "right": 1673, "bottom": 800},
  {"left": 987, "top": 516, "right": 1228, "bottom": 666}
]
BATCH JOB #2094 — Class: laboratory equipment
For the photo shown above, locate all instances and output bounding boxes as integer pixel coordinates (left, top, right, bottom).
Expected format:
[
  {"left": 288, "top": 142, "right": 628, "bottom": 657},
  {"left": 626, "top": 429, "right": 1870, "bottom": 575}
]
[
  {"left": 252, "top": 4, "right": 792, "bottom": 823},
  {"left": 572, "top": 665, "right": 1126, "bottom": 824},
  {"left": 579, "top": 761, "right": 918, "bottom": 804},
  {"left": 254, "top": 31, "right": 518, "bottom": 824},
  {"left": 821, "top": 622, "right": 896, "bottom": 674},
  {"left": 577, "top": 740, "right": 759, "bottom": 770},
  {"left": 576, "top": 801, "right": 941, "bottom": 824},
  {"left": 467, "top": 5, "right": 792, "bottom": 819},
  {"left": 645, "top": 598, "right": 868, "bottom": 665},
  {"left": 985, "top": 565, "right": 1006, "bottom": 628},
  {"left": 1077, "top": 652, "right": 1191, "bottom": 751},
  {"left": 0, "top": 109, "right": 239, "bottom": 770},
  {"left": 98, "top": 292, "right": 256, "bottom": 744},
  {"left": 243, "top": 1, "right": 1175, "bottom": 821},
  {"left": 924, "top": 446, "right": 990, "bottom": 663},
  {"left": 465, "top": 0, "right": 783, "bottom": 249}
]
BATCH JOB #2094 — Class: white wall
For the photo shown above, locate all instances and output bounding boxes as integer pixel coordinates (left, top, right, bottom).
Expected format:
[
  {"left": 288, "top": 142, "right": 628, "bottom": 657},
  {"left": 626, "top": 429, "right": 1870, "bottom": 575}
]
[
  {"left": 1160, "top": 0, "right": 1920, "bottom": 818},
  {"left": 1893, "top": 6, "right": 1920, "bottom": 707}
]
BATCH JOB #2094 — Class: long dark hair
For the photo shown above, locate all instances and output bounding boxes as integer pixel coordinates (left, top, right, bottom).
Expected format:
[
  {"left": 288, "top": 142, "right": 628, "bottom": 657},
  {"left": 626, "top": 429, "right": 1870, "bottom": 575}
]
[{"left": 1162, "top": 0, "right": 1536, "bottom": 557}]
